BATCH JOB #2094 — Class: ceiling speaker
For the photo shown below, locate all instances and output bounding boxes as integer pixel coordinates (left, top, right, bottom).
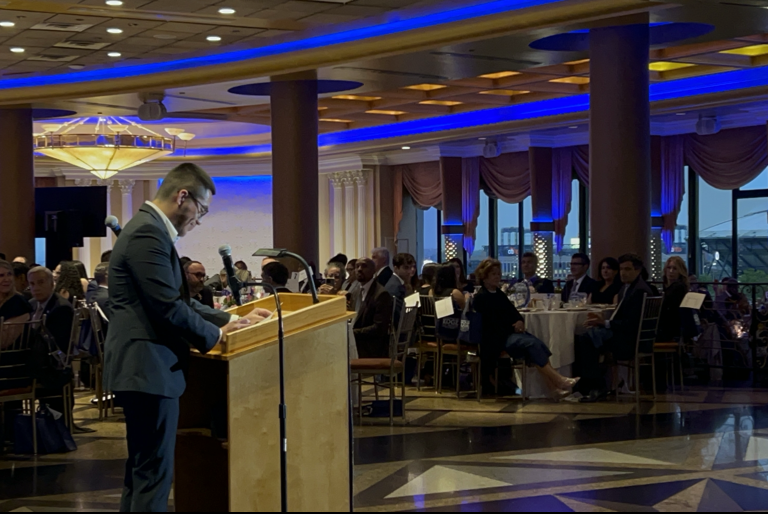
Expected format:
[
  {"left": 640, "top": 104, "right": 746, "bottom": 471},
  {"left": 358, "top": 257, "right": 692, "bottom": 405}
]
[
  {"left": 696, "top": 115, "right": 721, "bottom": 136},
  {"left": 482, "top": 141, "right": 501, "bottom": 158}
]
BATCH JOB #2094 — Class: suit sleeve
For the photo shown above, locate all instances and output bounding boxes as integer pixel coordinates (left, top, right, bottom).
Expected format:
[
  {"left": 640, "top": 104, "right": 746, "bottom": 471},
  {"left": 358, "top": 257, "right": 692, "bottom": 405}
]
[
  {"left": 354, "top": 291, "right": 393, "bottom": 340},
  {"left": 608, "top": 289, "right": 646, "bottom": 334},
  {"left": 541, "top": 280, "right": 555, "bottom": 294},
  {"left": 190, "top": 299, "right": 231, "bottom": 328},
  {"left": 126, "top": 223, "right": 221, "bottom": 353},
  {"left": 47, "top": 303, "right": 74, "bottom": 353}
]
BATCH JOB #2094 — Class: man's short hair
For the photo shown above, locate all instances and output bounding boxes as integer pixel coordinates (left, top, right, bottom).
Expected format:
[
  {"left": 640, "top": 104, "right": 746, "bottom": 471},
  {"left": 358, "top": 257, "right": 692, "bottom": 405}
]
[
  {"left": 393, "top": 253, "right": 416, "bottom": 268},
  {"left": 522, "top": 252, "right": 538, "bottom": 263},
  {"left": 572, "top": 253, "right": 590, "bottom": 266},
  {"left": 100, "top": 250, "right": 112, "bottom": 263},
  {"left": 618, "top": 253, "right": 644, "bottom": 270},
  {"left": 28, "top": 266, "right": 53, "bottom": 282},
  {"left": 156, "top": 163, "right": 216, "bottom": 201},
  {"left": 12, "top": 262, "right": 29, "bottom": 278},
  {"left": 262, "top": 261, "right": 289, "bottom": 287},
  {"left": 94, "top": 262, "right": 109, "bottom": 285},
  {"left": 372, "top": 247, "right": 390, "bottom": 262},
  {"left": 183, "top": 260, "right": 202, "bottom": 272}
]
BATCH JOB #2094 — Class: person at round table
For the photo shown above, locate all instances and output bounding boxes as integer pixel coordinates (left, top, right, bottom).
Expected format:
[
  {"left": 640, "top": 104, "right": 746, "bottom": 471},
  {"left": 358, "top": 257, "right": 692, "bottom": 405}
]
[
  {"left": 428, "top": 264, "right": 467, "bottom": 310},
  {"left": 473, "top": 258, "right": 579, "bottom": 399},
  {"left": 0, "top": 259, "right": 32, "bottom": 348},
  {"left": 656, "top": 256, "right": 690, "bottom": 342},
  {"left": 393, "top": 253, "right": 417, "bottom": 296},
  {"left": 319, "top": 262, "right": 346, "bottom": 295},
  {"left": 589, "top": 257, "right": 622, "bottom": 305}
]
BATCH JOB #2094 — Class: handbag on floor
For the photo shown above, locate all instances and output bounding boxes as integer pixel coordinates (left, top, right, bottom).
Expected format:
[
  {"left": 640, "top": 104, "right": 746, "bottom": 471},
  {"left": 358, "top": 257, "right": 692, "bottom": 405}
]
[
  {"left": 13, "top": 405, "right": 77, "bottom": 455},
  {"left": 458, "top": 297, "right": 483, "bottom": 345}
]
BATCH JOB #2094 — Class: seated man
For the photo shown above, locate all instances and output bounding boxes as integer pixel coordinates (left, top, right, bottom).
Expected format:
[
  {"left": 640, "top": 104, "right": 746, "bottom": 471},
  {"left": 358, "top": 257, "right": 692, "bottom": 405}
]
[
  {"left": 184, "top": 261, "right": 214, "bottom": 308},
  {"left": 561, "top": 253, "right": 597, "bottom": 303},
  {"left": 261, "top": 261, "right": 292, "bottom": 294},
  {"left": 353, "top": 258, "right": 394, "bottom": 359},
  {"left": 28, "top": 266, "right": 74, "bottom": 353},
  {"left": 12, "top": 262, "right": 31, "bottom": 300},
  {"left": 575, "top": 253, "right": 655, "bottom": 402},
  {"left": 86, "top": 262, "right": 111, "bottom": 320},
  {"left": 517, "top": 252, "right": 555, "bottom": 294}
]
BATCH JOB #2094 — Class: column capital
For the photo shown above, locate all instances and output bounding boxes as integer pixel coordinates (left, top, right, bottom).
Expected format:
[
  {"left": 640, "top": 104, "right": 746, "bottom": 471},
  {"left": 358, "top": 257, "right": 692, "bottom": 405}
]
[
  {"left": 329, "top": 172, "right": 346, "bottom": 188},
  {"left": 118, "top": 179, "right": 135, "bottom": 194},
  {"left": 97, "top": 179, "right": 115, "bottom": 191}
]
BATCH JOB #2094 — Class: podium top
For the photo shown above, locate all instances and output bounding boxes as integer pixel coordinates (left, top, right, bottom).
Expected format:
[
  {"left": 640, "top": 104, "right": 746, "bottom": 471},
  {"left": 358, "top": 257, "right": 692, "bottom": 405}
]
[{"left": 197, "top": 293, "right": 352, "bottom": 360}]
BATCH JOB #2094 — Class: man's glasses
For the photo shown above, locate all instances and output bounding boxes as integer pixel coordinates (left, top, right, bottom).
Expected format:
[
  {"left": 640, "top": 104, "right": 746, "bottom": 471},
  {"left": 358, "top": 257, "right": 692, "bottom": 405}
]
[
  {"left": 188, "top": 272, "right": 207, "bottom": 281},
  {"left": 186, "top": 191, "right": 209, "bottom": 219}
]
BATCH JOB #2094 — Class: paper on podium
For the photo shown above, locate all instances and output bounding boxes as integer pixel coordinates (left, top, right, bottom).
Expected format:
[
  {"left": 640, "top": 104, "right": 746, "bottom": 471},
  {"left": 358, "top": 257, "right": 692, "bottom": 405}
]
[
  {"left": 435, "top": 297, "right": 454, "bottom": 319},
  {"left": 405, "top": 293, "right": 420, "bottom": 308},
  {"left": 680, "top": 292, "right": 706, "bottom": 310}
]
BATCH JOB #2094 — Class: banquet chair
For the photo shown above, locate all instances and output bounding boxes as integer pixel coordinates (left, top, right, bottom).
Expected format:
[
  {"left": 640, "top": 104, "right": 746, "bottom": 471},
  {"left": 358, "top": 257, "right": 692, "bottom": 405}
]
[
  {"left": 478, "top": 356, "right": 528, "bottom": 402},
  {"left": 415, "top": 296, "right": 440, "bottom": 392},
  {"left": 615, "top": 295, "right": 664, "bottom": 407},
  {"left": 351, "top": 298, "right": 414, "bottom": 425},
  {"left": 438, "top": 311, "right": 480, "bottom": 399},
  {"left": 87, "top": 303, "right": 114, "bottom": 420},
  {"left": 653, "top": 340, "right": 685, "bottom": 394},
  {"left": 0, "top": 318, "right": 40, "bottom": 455}
]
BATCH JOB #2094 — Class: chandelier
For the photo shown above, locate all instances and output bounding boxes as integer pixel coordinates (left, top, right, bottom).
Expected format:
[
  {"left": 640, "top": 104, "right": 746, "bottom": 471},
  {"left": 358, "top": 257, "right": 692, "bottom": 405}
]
[{"left": 34, "top": 117, "right": 176, "bottom": 180}]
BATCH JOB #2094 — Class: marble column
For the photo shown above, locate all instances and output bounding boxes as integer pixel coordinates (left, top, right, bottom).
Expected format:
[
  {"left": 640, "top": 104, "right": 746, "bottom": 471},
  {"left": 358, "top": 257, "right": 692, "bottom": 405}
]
[
  {"left": 119, "top": 180, "right": 135, "bottom": 225},
  {"left": 590, "top": 18, "right": 651, "bottom": 272},
  {"left": 98, "top": 179, "right": 115, "bottom": 255},
  {"left": 74, "top": 179, "right": 93, "bottom": 274},
  {"left": 355, "top": 171, "right": 368, "bottom": 258},
  {"left": 0, "top": 108, "right": 34, "bottom": 261},
  {"left": 330, "top": 173, "right": 345, "bottom": 256},
  {"left": 270, "top": 72, "right": 319, "bottom": 266},
  {"left": 343, "top": 173, "right": 357, "bottom": 259}
]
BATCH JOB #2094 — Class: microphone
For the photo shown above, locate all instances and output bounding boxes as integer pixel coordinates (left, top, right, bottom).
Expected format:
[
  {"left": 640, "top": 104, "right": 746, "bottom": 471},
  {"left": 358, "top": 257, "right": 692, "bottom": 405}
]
[
  {"left": 105, "top": 216, "right": 122, "bottom": 237},
  {"left": 218, "top": 244, "right": 242, "bottom": 306}
]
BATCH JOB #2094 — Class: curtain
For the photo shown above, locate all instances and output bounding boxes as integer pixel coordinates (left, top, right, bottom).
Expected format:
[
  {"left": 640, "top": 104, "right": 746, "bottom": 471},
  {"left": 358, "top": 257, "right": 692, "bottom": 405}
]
[
  {"left": 393, "top": 161, "right": 442, "bottom": 237},
  {"left": 572, "top": 145, "right": 589, "bottom": 186},
  {"left": 552, "top": 147, "right": 574, "bottom": 253},
  {"left": 479, "top": 151, "right": 530, "bottom": 203},
  {"left": 661, "top": 135, "right": 685, "bottom": 252},
  {"left": 461, "top": 157, "right": 481, "bottom": 255},
  {"left": 684, "top": 125, "right": 768, "bottom": 189}
]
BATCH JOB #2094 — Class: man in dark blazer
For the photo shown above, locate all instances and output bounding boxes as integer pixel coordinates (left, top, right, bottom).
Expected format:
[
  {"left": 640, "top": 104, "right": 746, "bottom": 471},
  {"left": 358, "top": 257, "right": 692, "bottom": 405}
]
[
  {"left": 86, "top": 262, "right": 111, "bottom": 320},
  {"left": 576, "top": 254, "right": 655, "bottom": 402},
  {"left": 353, "top": 258, "right": 394, "bottom": 359},
  {"left": 517, "top": 252, "right": 555, "bottom": 294},
  {"left": 561, "top": 253, "right": 597, "bottom": 303},
  {"left": 372, "top": 247, "right": 394, "bottom": 288},
  {"left": 104, "top": 164, "right": 270, "bottom": 512},
  {"left": 28, "top": 266, "right": 74, "bottom": 353}
]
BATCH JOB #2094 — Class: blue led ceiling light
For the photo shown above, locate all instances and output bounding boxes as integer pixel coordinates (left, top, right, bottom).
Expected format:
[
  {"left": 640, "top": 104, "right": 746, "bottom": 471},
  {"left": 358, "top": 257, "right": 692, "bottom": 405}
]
[
  {"left": 0, "top": 0, "right": 562, "bottom": 91},
  {"left": 529, "top": 22, "right": 714, "bottom": 51},
  {"left": 166, "top": 65, "right": 768, "bottom": 158}
]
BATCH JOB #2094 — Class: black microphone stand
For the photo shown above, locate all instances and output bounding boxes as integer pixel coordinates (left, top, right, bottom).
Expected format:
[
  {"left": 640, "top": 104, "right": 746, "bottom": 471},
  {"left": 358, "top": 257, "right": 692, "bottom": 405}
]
[{"left": 228, "top": 277, "right": 288, "bottom": 513}]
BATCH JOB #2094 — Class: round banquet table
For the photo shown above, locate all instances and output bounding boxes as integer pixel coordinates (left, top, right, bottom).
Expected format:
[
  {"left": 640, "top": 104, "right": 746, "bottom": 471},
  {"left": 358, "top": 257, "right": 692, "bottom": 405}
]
[{"left": 514, "top": 308, "right": 613, "bottom": 398}]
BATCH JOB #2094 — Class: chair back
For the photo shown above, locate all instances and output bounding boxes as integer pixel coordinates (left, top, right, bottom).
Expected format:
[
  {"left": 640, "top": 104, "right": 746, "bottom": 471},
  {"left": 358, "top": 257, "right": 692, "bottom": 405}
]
[
  {"left": 86, "top": 303, "right": 107, "bottom": 361},
  {"left": 389, "top": 297, "right": 407, "bottom": 362},
  {"left": 0, "top": 318, "right": 41, "bottom": 391},
  {"left": 419, "top": 295, "right": 437, "bottom": 342},
  {"left": 635, "top": 295, "right": 663, "bottom": 356},
  {"left": 65, "top": 298, "right": 90, "bottom": 364},
  {"left": 398, "top": 305, "right": 420, "bottom": 347}
]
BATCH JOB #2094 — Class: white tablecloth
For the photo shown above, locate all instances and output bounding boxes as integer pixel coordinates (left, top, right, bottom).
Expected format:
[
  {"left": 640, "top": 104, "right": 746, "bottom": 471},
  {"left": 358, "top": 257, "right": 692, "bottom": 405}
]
[{"left": 522, "top": 310, "right": 592, "bottom": 369}]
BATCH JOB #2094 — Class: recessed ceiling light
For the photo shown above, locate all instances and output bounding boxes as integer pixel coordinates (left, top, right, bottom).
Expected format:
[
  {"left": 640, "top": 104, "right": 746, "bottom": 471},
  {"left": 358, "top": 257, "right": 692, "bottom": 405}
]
[
  {"left": 478, "top": 137, "right": 486, "bottom": 140},
  {"left": 108, "top": 52, "right": 121, "bottom": 57},
  {"left": 10, "top": 47, "right": 24, "bottom": 53},
  {"left": 549, "top": 76, "right": 590, "bottom": 85},
  {"left": 206, "top": 35, "right": 222, "bottom": 42},
  {"left": 366, "top": 110, "right": 406, "bottom": 116},
  {"left": 649, "top": 62, "right": 695, "bottom": 72},
  {"left": 676, "top": 112, "right": 686, "bottom": 116},
  {"left": 107, "top": 27, "right": 123, "bottom": 34},
  {"left": 478, "top": 89, "right": 530, "bottom": 96},
  {"left": 569, "top": 126, "right": 579, "bottom": 129},
  {"left": 403, "top": 84, "right": 446, "bottom": 91},
  {"left": 153, "top": 34, "right": 177, "bottom": 40},
  {"left": 419, "top": 100, "right": 463, "bottom": 106},
  {"left": 333, "top": 94, "right": 382, "bottom": 101},
  {"left": 320, "top": 118, "right": 352, "bottom": 123},
  {"left": 401, "top": 146, "right": 411, "bottom": 150},
  {"left": 479, "top": 71, "right": 520, "bottom": 79},
  {"left": 106, "top": 0, "right": 123, "bottom": 5},
  {"left": 0, "top": 21, "right": 15, "bottom": 28},
  {"left": 218, "top": 7, "right": 236, "bottom": 14},
  {"left": 69, "top": 64, "right": 85, "bottom": 70}
]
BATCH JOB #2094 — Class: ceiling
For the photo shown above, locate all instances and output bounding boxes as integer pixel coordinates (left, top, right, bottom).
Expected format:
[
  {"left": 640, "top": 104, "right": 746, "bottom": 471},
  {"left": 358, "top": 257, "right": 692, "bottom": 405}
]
[{"left": 0, "top": 0, "right": 433, "bottom": 76}]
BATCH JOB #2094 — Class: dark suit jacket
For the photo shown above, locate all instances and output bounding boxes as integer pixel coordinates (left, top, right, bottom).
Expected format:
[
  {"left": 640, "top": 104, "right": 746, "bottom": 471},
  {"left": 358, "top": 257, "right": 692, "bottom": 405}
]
[
  {"left": 87, "top": 286, "right": 111, "bottom": 321},
  {"left": 353, "top": 281, "right": 394, "bottom": 359},
  {"left": 517, "top": 276, "right": 555, "bottom": 294},
  {"left": 31, "top": 294, "right": 74, "bottom": 353},
  {"left": 383, "top": 274, "right": 406, "bottom": 301},
  {"left": 194, "top": 286, "right": 215, "bottom": 309},
  {"left": 561, "top": 276, "right": 597, "bottom": 303},
  {"left": 103, "top": 204, "right": 231, "bottom": 399},
  {"left": 376, "top": 267, "right": 394, "bottom": 288},
  {"left": 608, "top": 277, "right": 655, "bottom": 359}
]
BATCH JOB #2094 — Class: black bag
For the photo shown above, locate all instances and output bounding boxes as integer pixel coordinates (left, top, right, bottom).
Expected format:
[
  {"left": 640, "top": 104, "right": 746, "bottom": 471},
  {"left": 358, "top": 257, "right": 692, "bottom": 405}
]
[
  {"left": 14, "top": 405, "right": 77, "bottom": 455},
  {"left": 458, "top": 297, "right": 483, "bottom": 345}
]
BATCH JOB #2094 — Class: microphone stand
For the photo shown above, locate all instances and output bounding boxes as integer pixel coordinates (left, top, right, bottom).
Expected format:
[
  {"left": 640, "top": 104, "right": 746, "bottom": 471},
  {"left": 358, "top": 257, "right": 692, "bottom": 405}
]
[{"left": 229, "top": 278, "right": 288, "bottom": 513}]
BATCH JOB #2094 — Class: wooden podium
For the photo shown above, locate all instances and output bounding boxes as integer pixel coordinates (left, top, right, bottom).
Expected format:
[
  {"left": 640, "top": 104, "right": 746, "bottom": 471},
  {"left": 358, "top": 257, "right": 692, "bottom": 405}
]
[{"left": 174, "top": 294, "right": 353, "bottom": 512}]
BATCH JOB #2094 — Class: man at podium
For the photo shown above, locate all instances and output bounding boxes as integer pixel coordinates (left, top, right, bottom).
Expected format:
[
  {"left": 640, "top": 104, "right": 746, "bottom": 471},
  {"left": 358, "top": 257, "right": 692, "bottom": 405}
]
[{"left": 104, "top": 163, "right": 270, "bottom": 513}]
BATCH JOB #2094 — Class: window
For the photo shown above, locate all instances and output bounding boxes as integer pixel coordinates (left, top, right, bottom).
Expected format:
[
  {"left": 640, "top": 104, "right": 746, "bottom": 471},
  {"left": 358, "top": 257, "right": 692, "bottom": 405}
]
[
  {"left": 553, "top": 180, "right": 581, "bottom": 282},
  {"left": 741, "top": 167, "right": 768, "bottom": 191},
  {"left": 662, "top": 167, "right": 689, "bottom": 267},
  {"left": 422, "top": 207, "right": 439, "bottom": 267},
  {"left": 698, "top": 177, "right": 732, "bottom": 280},
  {"left": 496, "top": 198, "right": 522, "bottom": 279},
  {"left": 468, "top": 190, "right": 490, "bottom": 273}
]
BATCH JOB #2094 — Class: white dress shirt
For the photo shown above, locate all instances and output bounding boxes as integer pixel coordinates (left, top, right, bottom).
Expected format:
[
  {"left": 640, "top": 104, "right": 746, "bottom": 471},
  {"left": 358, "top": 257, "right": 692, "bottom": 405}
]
[{"left": 573, "top": 275, "right": 586, "bottom": 293}]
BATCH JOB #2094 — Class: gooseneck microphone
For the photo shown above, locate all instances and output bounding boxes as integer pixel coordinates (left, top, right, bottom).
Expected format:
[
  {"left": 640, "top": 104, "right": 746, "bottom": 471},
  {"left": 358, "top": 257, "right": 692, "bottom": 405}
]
[
  {"left": 105, "top": 215, "right": 122, "bottom": 237},
  {"left": 218, "top": 244, "right": 243, "bottom": 306}
]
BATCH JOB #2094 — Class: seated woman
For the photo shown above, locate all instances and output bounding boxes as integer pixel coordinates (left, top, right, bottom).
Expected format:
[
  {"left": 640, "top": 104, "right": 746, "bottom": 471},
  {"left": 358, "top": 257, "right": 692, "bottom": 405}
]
[
  {"left": 55, "top": 261, "right": 86, "bottom": 302},
  {"left": 429, "top": 264, "right": 466, "bottom": 310},
  {"left": 318, "top": 262, "right": 346, "bottom": 295},
  {"left": 473, "top": 259, "right": 579, "bottom": 399},
  {"left": 589, "top": 257, "right": 622, "bottom": 305},
  {"left": 657, "top": 256, "right": 689, "bottom": 342},
  {"left": 0, "top": 259, "right": 32, "bottom": 348},
  {"left": 419, "top": 263, "right": 439, "bottom": 296},
  {"left": 449, "top": 257, "right": 475, "bottom": 294}
]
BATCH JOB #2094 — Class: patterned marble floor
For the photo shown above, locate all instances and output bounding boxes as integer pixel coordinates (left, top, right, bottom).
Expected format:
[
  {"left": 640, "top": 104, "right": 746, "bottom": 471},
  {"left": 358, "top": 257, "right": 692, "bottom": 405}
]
[{"left": 3, "top": 387, "right": 768, "bottom": 512}]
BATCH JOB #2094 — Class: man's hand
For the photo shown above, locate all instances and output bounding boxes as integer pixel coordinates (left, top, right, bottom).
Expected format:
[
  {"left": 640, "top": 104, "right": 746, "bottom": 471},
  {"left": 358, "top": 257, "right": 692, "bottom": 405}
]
[
  {"left": 244, "top": 308, "right": 272, "bottom": 324},
  {"left": 221, "top": 318, "right": 251, "bottom": 337},
  {"left": 318, "top": 284, "right": 336, "bottom": 295},
  {"left": 584, "top": 312, "right": 605, "bottom": 328},
  {"left": 513, "top": 320, "right": 525, "bottom": 333}
]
